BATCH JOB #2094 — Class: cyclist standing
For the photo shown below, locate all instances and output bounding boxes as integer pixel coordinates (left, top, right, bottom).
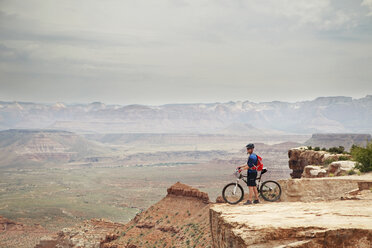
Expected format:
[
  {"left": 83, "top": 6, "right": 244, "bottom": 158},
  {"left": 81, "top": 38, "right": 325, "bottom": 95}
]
[{"left": 238, "top": 143, "right": 260, "bottom": 205}]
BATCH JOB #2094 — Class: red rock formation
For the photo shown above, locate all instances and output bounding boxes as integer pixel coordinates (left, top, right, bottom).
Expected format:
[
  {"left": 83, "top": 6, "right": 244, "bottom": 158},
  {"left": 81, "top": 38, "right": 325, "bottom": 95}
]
[
  {"left": 102, "top": 182, "right": 212, "bottom": 248},
  {"left": 167, "top": 182, "right": 209, "bottom": 203}
]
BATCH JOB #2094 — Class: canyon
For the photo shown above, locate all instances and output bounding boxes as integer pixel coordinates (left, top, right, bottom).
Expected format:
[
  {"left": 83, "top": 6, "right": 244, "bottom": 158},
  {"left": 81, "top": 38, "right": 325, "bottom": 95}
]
[
  {"left": 1, "top": 129, "right": 372, "bottom": 247},
  {"left": 28, "top": 174, "right": 372, "bottom": 248}
]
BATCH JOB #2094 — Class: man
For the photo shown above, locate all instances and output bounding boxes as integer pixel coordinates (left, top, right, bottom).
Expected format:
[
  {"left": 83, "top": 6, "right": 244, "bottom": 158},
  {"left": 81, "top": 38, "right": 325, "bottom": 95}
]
[{"left": 238, "top": 143, "right": 260, "bottom": 205}]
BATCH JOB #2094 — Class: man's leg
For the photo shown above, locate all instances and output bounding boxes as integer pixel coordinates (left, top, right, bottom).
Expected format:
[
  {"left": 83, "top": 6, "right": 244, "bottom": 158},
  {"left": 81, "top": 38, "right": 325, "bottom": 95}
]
[
  {"left": 248, "top": 186, "right": 254, "bottom": 201},
  {"left": 244, "top": 186, "right": 253, "bottom": 205},
  {"left": 253, "top": 186, "right": 259, "bottom": 201}
]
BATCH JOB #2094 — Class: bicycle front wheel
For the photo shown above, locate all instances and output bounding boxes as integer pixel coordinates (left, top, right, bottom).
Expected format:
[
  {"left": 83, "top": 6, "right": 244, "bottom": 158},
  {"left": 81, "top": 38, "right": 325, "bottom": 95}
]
[
  {"left": 260, "top": 180, "right": 281, "bottom": 202},
  {"left": 222, "top": 183, "right": 244, "bottom": 204}
]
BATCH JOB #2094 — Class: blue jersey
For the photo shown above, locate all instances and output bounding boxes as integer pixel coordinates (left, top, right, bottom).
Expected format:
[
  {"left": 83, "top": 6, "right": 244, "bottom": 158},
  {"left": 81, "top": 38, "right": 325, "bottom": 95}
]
[{"left": 247, "top": 153, "right": 258, "bottom": 172}]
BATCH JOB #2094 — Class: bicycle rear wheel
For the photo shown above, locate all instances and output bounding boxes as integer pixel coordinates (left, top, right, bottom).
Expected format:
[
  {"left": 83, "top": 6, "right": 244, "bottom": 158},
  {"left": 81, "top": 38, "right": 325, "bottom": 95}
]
[
  {"left": 222, "top": 183, "right": 244, "bottom": 204},
  {"left": 260, "top": 180, "right": 281, "bottom": 202}
]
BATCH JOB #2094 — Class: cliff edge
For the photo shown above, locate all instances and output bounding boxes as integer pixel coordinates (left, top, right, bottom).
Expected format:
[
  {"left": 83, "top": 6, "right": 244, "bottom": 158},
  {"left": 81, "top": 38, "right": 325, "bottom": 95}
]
[{"left": 210, "top": 174, "right": 372, "bottom": 248}]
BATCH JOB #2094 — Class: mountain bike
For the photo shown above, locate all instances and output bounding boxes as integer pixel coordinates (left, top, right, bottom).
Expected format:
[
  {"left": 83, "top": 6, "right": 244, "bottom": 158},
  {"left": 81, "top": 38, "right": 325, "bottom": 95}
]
[{"left": 222, "top": 167, "right": 281, "bottom": 204}]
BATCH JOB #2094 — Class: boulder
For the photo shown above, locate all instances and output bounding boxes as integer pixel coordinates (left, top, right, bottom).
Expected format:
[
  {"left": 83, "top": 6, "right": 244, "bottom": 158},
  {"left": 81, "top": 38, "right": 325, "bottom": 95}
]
[
  {"left": 302, "top": 165, "right": 327, "bottom": 178},
  {"left": 288, "top": 147, "right": 352, "bottom": 178},
  {"left": 215, "top": 196, "right": 225, "bottom": 203},
  {"left": 288, "top": 148, "right": 328, "bottom": 178},
  {"left": 328, "top": 161, "right": 356, "bottom": 176}
]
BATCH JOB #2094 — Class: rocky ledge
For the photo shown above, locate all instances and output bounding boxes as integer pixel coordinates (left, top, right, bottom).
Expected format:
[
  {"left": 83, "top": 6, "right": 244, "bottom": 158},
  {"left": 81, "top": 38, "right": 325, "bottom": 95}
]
[
  {"left": 167, "top": 181, "right": 209, "bottom": 203},
  {"left": 210, "top": 194, "right": 372, "bottom": 247},
  {"left": 211, "top": 174, "right": 372, "bottom": 248}
]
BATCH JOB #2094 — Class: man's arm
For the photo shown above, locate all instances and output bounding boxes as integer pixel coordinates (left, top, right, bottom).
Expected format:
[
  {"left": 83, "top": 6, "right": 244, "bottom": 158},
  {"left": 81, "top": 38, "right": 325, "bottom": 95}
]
[{"left": 238, "top": 164, "right": 249, "bottom": 171}]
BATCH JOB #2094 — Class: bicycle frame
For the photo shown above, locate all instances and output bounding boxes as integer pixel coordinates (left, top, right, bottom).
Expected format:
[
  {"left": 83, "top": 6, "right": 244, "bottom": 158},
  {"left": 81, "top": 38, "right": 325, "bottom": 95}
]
[{"left": 234, "top": 169, "right": 266, "bottom": 193}]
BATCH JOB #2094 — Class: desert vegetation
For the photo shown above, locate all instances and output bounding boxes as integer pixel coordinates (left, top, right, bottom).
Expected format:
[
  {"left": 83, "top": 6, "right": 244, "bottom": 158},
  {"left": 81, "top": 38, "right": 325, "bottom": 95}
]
[{"left": 351, "top": 141, "right": 372, "bottom": 172}]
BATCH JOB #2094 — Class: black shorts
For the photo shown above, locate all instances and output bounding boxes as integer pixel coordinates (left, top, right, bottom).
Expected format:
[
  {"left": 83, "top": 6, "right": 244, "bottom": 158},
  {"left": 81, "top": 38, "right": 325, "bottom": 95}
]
[{"left": 247, "top": 170, "right": 257, "bottom": 186}]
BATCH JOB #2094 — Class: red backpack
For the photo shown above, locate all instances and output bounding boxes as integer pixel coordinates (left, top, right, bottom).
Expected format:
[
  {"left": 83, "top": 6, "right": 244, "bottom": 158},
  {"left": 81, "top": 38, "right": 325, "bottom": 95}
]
[{"left": 255, "top": 155, "right": 263, "bottom": 171}]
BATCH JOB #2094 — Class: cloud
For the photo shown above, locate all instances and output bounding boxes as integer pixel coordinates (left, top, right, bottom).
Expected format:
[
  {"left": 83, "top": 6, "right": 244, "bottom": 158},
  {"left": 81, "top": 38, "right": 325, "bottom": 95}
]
[
  {"left": 0, "top": 0, "right": 371, "bottom": 104},
  {"left": 362, "top": 0, "right": 372, "bottom": 15}
]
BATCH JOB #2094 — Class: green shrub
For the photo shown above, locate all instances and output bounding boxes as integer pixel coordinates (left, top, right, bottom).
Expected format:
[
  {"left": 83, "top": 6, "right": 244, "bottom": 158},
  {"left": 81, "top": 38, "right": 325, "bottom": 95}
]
[
  {"left": 314, "top": 147, "right": 320, "bottom": 151},
  {"left": 329, "top": 173, "right": 334, "bottom": 177},
  {"left": 347, "top": 169, "right": 356, "bottom": 175},
  {"left": 307, "top": 146, "right": 312, "bottom": 150},
  {"left": 328, "top": 146, "right": 345, "bottom": 154},
  {"left": 321, "top": 147, "right": 327, "bottom": 151},
  {"left": 338, "top": 155, "right": 350, "bottom": 161},
  {"left": 351, "top": 141, "right": 372, "bottom": 172}
]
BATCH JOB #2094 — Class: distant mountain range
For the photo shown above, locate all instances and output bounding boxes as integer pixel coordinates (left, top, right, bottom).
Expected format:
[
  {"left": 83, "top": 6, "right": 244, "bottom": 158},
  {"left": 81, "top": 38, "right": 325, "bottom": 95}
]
[{"left": 0, "top": 95, "right": 371, "bottom": 134}]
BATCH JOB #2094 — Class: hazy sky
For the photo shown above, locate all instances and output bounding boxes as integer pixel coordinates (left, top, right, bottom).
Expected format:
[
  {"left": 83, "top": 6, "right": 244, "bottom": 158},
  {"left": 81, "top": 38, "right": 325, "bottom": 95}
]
[{"left": 1, "top": 0, "right": 372, "bottom": 105}]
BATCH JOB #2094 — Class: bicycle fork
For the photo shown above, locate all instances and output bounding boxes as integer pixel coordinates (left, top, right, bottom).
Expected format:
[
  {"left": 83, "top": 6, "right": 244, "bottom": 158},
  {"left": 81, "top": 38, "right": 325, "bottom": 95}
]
[{"left": 233, "top": 179, "right": 239, "bottom": 195}]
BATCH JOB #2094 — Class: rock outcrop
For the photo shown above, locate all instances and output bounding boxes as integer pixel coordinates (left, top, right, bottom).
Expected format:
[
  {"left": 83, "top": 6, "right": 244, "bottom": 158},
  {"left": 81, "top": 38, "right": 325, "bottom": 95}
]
[
  {"left": 101, "top": 182, "right": 212, "bottom": 248},
  {"left": 288, "top": 147, "right": 349, "bottom": 178},
  {"left": 328, "top": 160, "right": 356, "bottom": 175},
  {"left": 302, "top": 160, "right": 357, "bottom": 178},
  {"left": 210, "top": 190, "right": 372, "bottom": 247},
  {"left": 278, "top": 176, "right": 372, "bottom": 202},
  {"left": 211, "top": 172, "right": 372, "bottom": 247},
  {"left": 167, "top": 181, "right": 209, "bottom": 203}
]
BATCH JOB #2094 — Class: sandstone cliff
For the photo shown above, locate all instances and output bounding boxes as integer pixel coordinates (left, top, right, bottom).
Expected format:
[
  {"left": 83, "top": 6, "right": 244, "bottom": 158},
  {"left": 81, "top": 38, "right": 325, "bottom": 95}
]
[{"left": 210, "top": 175, "right": 372, "bottom": 248}]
